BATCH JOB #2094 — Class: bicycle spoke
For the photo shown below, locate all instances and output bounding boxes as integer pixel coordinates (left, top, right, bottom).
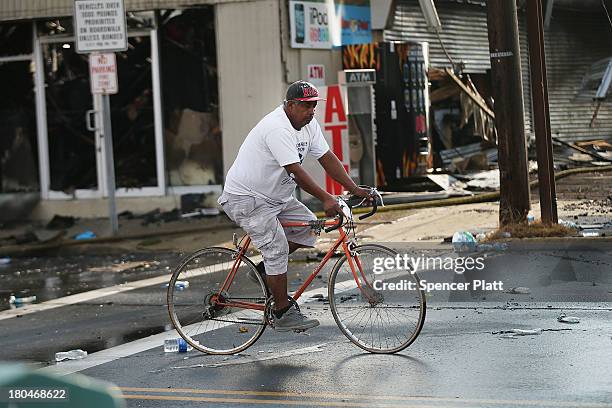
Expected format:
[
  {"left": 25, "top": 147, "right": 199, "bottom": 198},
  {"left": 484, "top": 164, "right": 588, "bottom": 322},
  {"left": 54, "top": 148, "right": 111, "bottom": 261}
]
[
  {"left": 330, "top": 245, "right": 426, "bottom": 353},
  {"left": 168, "top": 247, "right": 267, "bottom": 355}
]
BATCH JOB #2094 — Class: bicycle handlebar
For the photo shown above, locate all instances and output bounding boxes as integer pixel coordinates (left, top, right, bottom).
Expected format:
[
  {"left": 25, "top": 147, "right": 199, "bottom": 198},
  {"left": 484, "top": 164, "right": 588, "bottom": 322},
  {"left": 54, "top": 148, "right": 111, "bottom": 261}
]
[
  {"left": 324, "top": 211, "right": 344, "bottom": 233},
  {"left": 358, "top": 198, "right": 377, "bottom": 220}
]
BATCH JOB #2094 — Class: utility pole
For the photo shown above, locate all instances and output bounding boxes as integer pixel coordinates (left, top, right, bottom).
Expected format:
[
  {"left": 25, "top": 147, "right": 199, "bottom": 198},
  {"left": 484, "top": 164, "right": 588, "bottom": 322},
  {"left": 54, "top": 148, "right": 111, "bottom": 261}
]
[
  {"left": 486, "top": 0, "right": 531, "bottom": 225},
  {"left": 526, "top": 0, "right": 558, "bottom": 225}
]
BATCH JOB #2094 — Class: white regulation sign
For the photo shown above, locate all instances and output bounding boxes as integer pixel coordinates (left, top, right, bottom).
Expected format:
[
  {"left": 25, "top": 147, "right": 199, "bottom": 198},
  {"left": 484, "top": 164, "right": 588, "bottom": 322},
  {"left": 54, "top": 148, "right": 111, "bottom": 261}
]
[
  {"left": 74, "top": 0, "right": 128, "bottom": 53},
  {"left": 89, "top": 53, "right": 118, "bottom": 94}
]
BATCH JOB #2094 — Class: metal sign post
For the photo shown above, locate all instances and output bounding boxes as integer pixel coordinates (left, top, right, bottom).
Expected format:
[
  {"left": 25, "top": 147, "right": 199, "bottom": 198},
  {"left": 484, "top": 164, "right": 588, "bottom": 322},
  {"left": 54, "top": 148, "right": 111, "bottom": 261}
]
[
  {"left": 102, "top": 93, "right": 118, "bottom": 235},
  {"left": 89, "top": 52, "right": 119, "bottom": 235},
  {"left": 75, "top": 0, "right": 126, "bottom": 236}
]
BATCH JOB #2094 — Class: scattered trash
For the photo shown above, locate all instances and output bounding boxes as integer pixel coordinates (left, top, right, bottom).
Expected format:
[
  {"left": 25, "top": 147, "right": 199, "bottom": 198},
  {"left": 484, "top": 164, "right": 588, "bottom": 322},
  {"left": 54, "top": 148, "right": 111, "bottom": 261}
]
[
  {"left": 493, "top": 328, "right": 542, "bottom": 337},
  {"left": 142, "top": 208, "right": 181, "bottom": 225},
  {"left": 0, "top": 257, "right": 11, "bottom": 266},
  {"left": 557, "top": 314, "right": 580, "bottom": 324},
  {"left": 506, "top": 287, "right": 531, "bottom": 295},
  {"left": 463, "top": 170, "right": 501, "bottom": 191},
  {"left": 164, "top": 280, "right": 190, "bottom": 291},
  {"left": 238, "top": 326, "right": 249, "bottom": 333},
  {"left": 582, "top": 230, "right": 600, "bottom": 237},
  {"left": 164, "top": 338, "right": 193, "bottom": 353},
  {"left": 9, "top": 295, "right": 37, "bottom": 305},
  {"left": 74, "top": 231, "right": 96, "bottom": 240},
  {"left": 527, "top": 214, "right": 535, "bottom": 224},
  {"left": 500, "top": 231, "right": 512, "bottom": 238},
  {"left": 90, "top": 261, "right": 160, "bottom": 273},
  {"left": 55, "top": 349, "right": 87, "bottom": 362},
  {"left": 452, "top": 231, "right": 477, "bottom": 252},
  {"left": 559, "top": 219, "right": 578, "bottom": 229},
  {"left": 118, "top": 210, "right": 135, "bottom": 219},
  {"left": 46, "top": 215, "right": 76, "bottom": 230},
  {"left": 181, "top": 208, "right": 221, "bottom": 218}
]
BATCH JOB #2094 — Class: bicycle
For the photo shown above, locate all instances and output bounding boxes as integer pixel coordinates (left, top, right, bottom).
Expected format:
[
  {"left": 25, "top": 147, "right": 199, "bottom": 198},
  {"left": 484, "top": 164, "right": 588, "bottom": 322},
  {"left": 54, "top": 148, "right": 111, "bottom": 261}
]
[{"left": 167, "top": 190, "right": 426, "bottom": 354}]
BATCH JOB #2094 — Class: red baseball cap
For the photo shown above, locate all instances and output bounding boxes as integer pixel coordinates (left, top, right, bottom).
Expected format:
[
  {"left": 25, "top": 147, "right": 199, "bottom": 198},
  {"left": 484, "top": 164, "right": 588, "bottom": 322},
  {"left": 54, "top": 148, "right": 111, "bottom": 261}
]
[{"left": 285, "top": 80, "right": 326, "bottom": 102}]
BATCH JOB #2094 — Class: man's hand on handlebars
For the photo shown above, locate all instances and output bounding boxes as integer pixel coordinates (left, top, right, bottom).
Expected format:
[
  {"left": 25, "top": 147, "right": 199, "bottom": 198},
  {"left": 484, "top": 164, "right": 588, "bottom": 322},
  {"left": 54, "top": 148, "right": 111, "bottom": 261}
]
[
  {"left": 323, "top": 196, "right": 343, "bottom": 217},
  {"left": 351, "top": 186, "right": 375, "bottom": 204}
]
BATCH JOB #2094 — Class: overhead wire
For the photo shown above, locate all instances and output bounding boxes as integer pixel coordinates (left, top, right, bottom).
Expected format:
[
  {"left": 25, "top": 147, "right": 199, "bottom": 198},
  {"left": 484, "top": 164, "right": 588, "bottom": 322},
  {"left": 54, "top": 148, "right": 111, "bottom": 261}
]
[{"left": 602, "top": 0, "right": 612, "bottom": 32}]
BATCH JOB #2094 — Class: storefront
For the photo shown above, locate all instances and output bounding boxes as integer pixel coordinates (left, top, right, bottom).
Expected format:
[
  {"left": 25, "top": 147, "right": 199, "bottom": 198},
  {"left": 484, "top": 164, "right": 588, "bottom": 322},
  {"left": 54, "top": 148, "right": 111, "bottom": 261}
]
[
  {"left": 0, "top": 0, "right": 376, "bottom": 218},
  {"left": 0, "top": 5, "right": 229, "bottom": 218}
]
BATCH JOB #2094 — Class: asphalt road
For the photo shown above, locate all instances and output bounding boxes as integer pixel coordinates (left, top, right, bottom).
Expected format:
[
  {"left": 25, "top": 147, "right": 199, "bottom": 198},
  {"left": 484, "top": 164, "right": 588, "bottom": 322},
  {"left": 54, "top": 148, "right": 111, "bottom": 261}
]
[{"left": 1, "top": 241, "right": 611, "bottom": 408}]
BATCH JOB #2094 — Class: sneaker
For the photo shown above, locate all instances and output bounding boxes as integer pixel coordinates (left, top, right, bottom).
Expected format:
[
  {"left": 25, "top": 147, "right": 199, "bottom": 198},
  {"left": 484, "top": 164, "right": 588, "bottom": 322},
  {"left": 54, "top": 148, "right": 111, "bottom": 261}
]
[
  {"left": 247, "top": 262, "right": 266, "bottom": 284},
  {"left": 274, "top": 305, "right": 320, "bottom": 332}
]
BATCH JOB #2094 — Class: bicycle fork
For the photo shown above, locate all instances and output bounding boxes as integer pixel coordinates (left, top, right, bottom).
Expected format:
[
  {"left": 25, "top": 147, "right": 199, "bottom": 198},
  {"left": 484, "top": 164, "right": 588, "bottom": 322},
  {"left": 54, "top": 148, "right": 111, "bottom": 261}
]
[{"left": 342, "top": 240, "right": 383, "bottom": 305}]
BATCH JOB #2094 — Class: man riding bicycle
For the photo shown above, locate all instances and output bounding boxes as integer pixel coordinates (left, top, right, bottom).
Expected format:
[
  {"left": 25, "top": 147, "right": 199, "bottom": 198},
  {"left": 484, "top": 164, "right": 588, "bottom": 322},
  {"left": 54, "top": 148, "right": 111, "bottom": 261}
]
[{"left": 218, "top": 80, "right": 372, "bottom": 332}]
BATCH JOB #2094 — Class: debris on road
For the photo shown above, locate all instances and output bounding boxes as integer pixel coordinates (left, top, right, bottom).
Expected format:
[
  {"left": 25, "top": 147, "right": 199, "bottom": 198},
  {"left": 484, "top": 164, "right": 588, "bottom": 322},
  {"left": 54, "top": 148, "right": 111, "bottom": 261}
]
[
  {"left": 494, "top": 328, "right": 542, "bottom": 337},
  {"left": 9, "top": 295, "right": 37, "bottom": 305},
  {"left": 164, "top": 280, "right": 190, "bottom": 291},
  {"left": 181, "top": 208, "right": 221, "bottom": 218},
  {"left": 89, "top": 260, "right": 160, "bottom": 273},
  {"left": 164, "top": 338, "right": 192, "bottom": 353},
  {"left": 55, "top": 349, "right": 87, "bottom": 361},
  {"left": 505, "top": 287, "right": 531, "bottom": 295},
  {"left": 74, "top": 230, "right": 96, "bottom": 240},
  {"left": 46, "top": 215, "right": 76, "bottom": 230},
  {"left": 557, "top": 314, "right": 580, "bottom": 324},
  {"left": 452, "top": 231, "right": 477, "bottom": 252}
]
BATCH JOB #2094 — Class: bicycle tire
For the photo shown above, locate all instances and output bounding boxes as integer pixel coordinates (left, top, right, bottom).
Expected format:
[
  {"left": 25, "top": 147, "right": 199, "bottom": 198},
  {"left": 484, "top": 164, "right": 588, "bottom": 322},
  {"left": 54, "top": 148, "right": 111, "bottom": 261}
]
[
  {"left": 328, "top": 244, "right": 426, "bottom": 354},
  {"left": 167, "top": 246, "right": 268, "bottom": 355}
]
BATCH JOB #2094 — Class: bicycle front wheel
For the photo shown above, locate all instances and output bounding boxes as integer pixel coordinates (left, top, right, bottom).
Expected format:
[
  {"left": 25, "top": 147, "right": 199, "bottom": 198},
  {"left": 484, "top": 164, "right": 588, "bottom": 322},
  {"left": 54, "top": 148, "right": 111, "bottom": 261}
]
[
  {"left": 329, "top": 244, "right": 426, "bottom": 353},
  {"left": 167, "top": 247, "right": 268, "bottom": 355}
]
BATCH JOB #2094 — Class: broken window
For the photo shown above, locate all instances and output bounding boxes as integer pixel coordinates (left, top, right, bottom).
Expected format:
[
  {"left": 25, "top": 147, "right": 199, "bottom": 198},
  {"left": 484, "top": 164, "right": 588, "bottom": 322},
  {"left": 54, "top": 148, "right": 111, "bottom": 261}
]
[
  {"left": 160, "top": 8, "right": 222, "bottom": 186},
  {"left": 40, "top": 17, "right": 159, "bottom": 192},
  {"left": 577, "top": 57, "right": 612, "bottom": 100},
  {"left": 110, "top": 35, "right": 158, "bottom": 188},
  {"left": 0, "top": 23, "right": 38, "bottom": 193},
  {"left": 42, "top": 40, "right": 96, "bottom": 192}
]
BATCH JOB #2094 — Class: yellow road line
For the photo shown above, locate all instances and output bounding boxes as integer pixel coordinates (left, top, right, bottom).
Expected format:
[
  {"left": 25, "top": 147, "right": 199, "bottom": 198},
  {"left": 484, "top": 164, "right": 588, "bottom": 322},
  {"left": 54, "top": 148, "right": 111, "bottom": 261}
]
[
  {"left": 121, "top": 394, "right": 456, "bottom": 408},
  {"left": 117, "top": 387, "right": 612, "bottom": 408}
]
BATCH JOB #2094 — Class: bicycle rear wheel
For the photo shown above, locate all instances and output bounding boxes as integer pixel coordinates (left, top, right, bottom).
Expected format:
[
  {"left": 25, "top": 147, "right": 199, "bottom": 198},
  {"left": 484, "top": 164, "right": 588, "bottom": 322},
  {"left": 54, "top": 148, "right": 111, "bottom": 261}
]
[
  {"left": 329, "top": 244, "right": 426, "bottom": 353},
  {"left": 167, "top": 247, "right": 268, "bottom": 355}
]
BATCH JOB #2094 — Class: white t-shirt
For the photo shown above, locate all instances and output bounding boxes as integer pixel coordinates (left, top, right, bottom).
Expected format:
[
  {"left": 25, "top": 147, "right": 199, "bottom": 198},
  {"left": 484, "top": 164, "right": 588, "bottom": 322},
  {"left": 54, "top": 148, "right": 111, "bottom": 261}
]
[{"left": 223, "top": 105, "right": 330, "bottom": 203}]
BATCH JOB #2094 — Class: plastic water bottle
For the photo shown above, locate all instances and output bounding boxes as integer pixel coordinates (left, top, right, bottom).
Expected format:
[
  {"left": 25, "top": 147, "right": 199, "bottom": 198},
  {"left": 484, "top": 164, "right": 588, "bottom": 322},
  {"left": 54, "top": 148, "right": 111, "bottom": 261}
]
[
  {"left": 55, "top": 349, "right": 88, "bottom": 362},
  {"left": 164, "top": 338, "right": 192, "bottom": 353},
  {"left": 452, "top": 231, "right": 477, "bottom": 252},
  {"left": 9, "top": 295, "right": 37, "bottom": 305},
  {"left": 164, "top": 281, "right": 190, "bottom": 291}
]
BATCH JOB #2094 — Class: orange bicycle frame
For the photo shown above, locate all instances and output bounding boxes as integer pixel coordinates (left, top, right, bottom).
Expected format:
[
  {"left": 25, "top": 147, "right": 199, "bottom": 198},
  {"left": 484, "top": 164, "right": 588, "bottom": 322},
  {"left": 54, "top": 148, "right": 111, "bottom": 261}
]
[{"left": 213, "top": 219, "right": 369, "bottom": 311}]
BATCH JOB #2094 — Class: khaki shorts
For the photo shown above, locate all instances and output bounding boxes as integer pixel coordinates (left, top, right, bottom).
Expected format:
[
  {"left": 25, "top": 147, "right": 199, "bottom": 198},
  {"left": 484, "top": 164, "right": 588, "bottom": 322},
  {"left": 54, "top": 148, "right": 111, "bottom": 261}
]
[{"left": 218, "top": 192, "right": 317, "bottom": 275}]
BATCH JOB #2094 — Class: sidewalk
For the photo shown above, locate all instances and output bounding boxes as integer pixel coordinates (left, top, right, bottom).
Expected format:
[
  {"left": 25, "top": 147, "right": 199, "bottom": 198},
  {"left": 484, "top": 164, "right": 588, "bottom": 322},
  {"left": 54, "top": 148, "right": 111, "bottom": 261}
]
[{"left": 1, "top": 195, "right": 611, "bottom": 258}]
